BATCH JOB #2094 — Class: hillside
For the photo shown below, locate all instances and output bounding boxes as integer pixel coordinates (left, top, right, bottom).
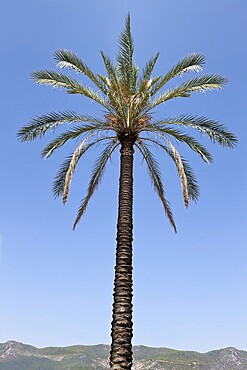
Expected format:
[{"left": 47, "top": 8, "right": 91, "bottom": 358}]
[{"left": 0, "top": 341, "right": 246, "bottom": 369}]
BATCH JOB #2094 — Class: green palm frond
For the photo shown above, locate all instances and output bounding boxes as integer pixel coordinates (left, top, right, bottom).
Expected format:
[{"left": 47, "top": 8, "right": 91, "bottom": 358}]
[
  {"left": 69, "top": 85, "right": 109, "bottom": 108},
  {"left": 41, "top": 124, "right": 105, "bottom": 158},
  {"left": 151, "top": 53, "right": 206, "bottom": 95},
  {"left": 17, "top": 111, "right": 105, "bottom": 142},
  {"left": 146, "top": 125, "right": 212, "bottom": 163},
  {"left": 100, "top": 51, "right": 119, "bottom": 91},
  {"left": 73, "top": 140, "right": 119, "bottom": 229},
  {"left": 100, "top": 51, "right": 127, "bottom": 118},
  {"left": 140, "top": 53, "right": 160, "bottom": 91},
  {"left": 31, "top": 70, "right": 110, "bottom": 109},
  {"left": 162, "top": 128, "right": 212, "bottom": 163},
  {"left": 31, "top": 69, "right": 84, "bottom": 91},
  {"left": 135, "top": 140, "right": 177, "bottom": 232},
  {"left": 117, "top": 13, "right": 134, "bottom": 62},
  {"left": 147, "top": 74, "right": 228, "bottom": 111},
  {"left": 116, "top": 13, "right": 138, "bottom": 94},
  {"left": 54, "top": 49, "right": 108, "bottom": 94},
  {"left": 179, "top": 74, "right": 227, "bottom": 92},
  {"left": 147, "top": 88, "right": 190, "bottom": 111},
  {"left": 139, "top": 53, "right": 161, "bottom": 97},
  {"left": 153, "top": 115, "right": 237, "bottom": 148}
]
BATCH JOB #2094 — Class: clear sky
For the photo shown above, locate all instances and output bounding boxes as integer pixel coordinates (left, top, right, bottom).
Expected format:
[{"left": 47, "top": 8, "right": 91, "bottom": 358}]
[{"left": 0, "top": 0, "right": 246, "bottom": 353}]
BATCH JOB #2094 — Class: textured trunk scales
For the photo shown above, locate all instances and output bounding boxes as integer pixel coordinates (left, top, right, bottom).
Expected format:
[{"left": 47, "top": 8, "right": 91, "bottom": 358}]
[{"left": 110, "top": 137, "right": 134, "bottom": 369}]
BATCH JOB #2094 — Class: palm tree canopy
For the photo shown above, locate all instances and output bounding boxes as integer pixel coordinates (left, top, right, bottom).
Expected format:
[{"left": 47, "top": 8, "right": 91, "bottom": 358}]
[{"left": 18, "top": 14, "right": 237, "bottom": 231}]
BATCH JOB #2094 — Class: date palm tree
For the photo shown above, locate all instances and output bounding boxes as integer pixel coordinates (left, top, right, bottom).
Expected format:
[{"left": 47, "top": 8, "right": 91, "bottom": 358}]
[{"left": 18, "top": 14, "right": 237, "bottom": 370}]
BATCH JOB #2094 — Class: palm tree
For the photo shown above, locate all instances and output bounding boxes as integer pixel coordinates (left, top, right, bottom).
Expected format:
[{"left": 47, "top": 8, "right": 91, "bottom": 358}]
[{"left": 18, "top": 14, "right": 237, "bottom": 370}]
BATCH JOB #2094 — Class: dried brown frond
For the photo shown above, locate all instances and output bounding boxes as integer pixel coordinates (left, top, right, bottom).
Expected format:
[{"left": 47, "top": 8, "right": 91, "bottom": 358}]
[
  {"left": 62, "top": 135, "right": 93, "bottom": 204},
  {"left": 166, "top": 139, "right": 189, "bottom": 207}
]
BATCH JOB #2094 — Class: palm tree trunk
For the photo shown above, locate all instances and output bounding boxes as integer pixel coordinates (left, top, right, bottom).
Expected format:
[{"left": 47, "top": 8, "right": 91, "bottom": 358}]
[{"left": 110, "top": 137, "right": 134, "bottom": 370}]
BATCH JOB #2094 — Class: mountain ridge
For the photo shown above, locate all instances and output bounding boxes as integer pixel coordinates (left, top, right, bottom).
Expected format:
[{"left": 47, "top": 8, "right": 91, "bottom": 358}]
[{"left": 0, "top": 340, "right": 246, "bottom": 369}]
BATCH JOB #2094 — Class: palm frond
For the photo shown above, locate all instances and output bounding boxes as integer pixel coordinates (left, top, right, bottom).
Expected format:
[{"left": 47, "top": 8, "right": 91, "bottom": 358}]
[
  {"left": 116, "top": 13, "right": 138, "bottom": 94},
  {"left": 163, "top": 128, "right": 212, "bottom": 163},
  {"left": 100, "top": 51, "right": 119, "bottom": 91},
  {"left": 179, "top": 74, "right": 227, "bottom": 92},
  {"left": 62, "top": 134, "right": 95, "bottom": 205},
  {"left": 17, "top": 111, "right": 105, "bottom": 142},
  {"left": 146, "top": 125, "right": 213, "bottom": 163},
  {"left": 139, "top": 137, "right": 199, "bottom": 206},
  {"left": 62, "top": 136, "right": 116, "bottom": 204},
  {"left": 31, "top": 70, "right": 110, "bottom": 109},
  {"left": 135, "top": 140, "right": 177, "bottom": 232},
  {"left": 147, "top": 88, "right": 191, "bottom": 111},
  {"left": 153, "top": 115, "right": 237, "bottom": 148},
  {"left": 172, "top": 154, "right": 199, "bottom": 202},
  {"left": 151, "top": 53, "right": 206, "bottom": 95},
  {"left": 41, "top": 124, "right": 105, "bottom": 158},
  {"left": 139, "top": 53, "right": 160, "bottom": 93},
  {"left": 162, "top": 138, "right": 198, "bottom": 206},
  {"left": 54, "top": 49, "right": 108, "bottom": 95},
  {"left": 117, "top": 13, "right": 134, "bottom": 62},
  {"left": 53, "top": 140, "right": 93, "bottom": 199},
  {"left": 53, "top": 155, "right": 75, "bottom": 199},
  {"left": 146, "top": 74, "right": 228, "bottom": 111},
  {"left": 53, "top": 136, "right": 116, "bottom": 199},
  {"left": 73, "top": 85, "right": 110, "bottom": 109},
  {"left": 73, "top": 140, "right": 119, "bottom": 229},
  {"left": 31, "top": 69, "right": 84, "bottom": 91},
  {"left": 100, "top": 51, "right": 127, "bottom": 120}
]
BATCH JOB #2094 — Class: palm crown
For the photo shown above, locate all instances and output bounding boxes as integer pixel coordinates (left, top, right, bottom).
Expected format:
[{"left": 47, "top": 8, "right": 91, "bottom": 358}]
[{"left": 18, "top": 14, "right": 237, "bottom": 231}]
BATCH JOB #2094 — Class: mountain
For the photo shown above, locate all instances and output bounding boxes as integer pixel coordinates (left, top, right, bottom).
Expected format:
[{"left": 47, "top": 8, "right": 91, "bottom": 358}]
[{"left": 0, "top": 340, "right": 246, "bottom": 369}]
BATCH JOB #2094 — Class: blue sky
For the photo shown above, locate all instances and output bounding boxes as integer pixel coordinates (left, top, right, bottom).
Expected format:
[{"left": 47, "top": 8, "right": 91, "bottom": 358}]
[{"left": 0, "top": 0, "right": 246, "bottom": 353}]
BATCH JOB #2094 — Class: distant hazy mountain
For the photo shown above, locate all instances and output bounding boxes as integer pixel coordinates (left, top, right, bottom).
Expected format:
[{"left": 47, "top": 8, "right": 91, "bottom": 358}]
[{"left": 0, "top": 340, "right": 246, "bottom": 369}]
